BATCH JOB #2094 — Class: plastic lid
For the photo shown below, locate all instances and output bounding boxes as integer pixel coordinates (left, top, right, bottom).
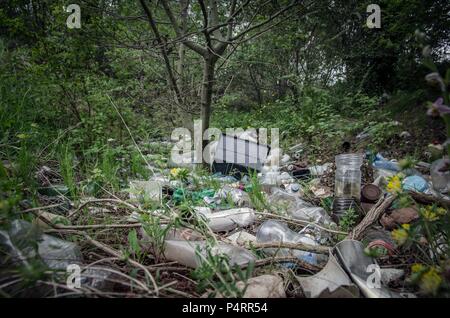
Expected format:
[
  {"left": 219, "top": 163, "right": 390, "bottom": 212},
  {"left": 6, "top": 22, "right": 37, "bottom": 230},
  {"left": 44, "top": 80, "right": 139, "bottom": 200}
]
[{"left": 361, "top": 184, "right": 382, "bottom": 202}]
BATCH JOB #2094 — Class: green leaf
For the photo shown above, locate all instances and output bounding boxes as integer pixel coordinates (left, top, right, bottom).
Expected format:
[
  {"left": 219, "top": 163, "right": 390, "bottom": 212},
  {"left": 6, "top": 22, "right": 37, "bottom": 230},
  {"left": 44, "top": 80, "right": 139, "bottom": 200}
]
[{"left": 128, "top": 229, "right": 141, "bottom": 256}]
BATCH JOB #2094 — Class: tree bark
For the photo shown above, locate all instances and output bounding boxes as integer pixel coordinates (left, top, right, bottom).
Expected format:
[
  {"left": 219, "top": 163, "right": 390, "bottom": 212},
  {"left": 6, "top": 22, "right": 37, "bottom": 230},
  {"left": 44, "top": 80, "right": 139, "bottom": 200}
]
[
  {"left": 200, "top": 57, "right": 216, "bottom": 150},
  {"left": 177, "top": 0, "right": 189, "bottom": 91}
]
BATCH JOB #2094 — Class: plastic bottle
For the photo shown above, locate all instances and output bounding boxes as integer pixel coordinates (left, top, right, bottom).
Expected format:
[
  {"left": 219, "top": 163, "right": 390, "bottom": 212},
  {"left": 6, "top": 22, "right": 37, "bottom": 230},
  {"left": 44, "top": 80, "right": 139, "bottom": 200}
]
[
  {"left": 256, "top": 220, "right": 325, "bottom": 265},
  {"left": 195, "top": 207, "right": 256, "bottom": 232},
  {"left": 163, "top": 240, "right": 256, "bottom": 268},
  {"left": 268, "top": 189, "right": 334, "bottom": 226},
  {"left": 334, "top": 153, "right": 364, "bottom": 200}
]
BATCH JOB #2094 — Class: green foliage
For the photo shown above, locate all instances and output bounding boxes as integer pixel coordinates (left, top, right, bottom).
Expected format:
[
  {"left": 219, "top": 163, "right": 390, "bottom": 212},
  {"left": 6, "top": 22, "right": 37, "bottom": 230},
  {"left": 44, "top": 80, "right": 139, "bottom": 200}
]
[
  {"left": 192, "top": 244, "right": 254, "bottom": 298},
  {"left": 141, "top": 213, "right": 172, "bottom": 262},
  {"left": 247, "top": 170, "right": 267, "bottom": 211},
  {"left": 58, "top": 144, "right": 77, "bottom": 198},
  {"left": 128, "top": 228, "right": 143, "bottom": 262},
  {"left": 339, "top": 208, "right": 358, "bottom": 232}
]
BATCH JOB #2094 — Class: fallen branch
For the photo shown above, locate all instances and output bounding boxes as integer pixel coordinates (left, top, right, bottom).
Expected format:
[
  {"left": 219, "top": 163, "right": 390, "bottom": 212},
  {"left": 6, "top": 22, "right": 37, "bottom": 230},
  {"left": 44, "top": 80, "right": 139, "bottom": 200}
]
[
  {"left": 347, "top": 195, "right": 396, "bottom": 240},
  {"left": 241, "top": 256, "right": 322, "bottom": 272},
  {"left": 68, "top": 198, "right": 139, "bottom": 218},
  {"left": 18, "top": 203, "right": 67, "bottom": 215},
  {"left": 409, "top": 191, "right": 450, "bottom": 209},
  {"left": 251, "top": 242, "right": 330, "bottom": 254},
  {"left": 54, "top": 223, "right": 143, "bottom": 230},
  {"left": 41, "top": 225, "right": 159, "bottom": 295},
  {"left": 255, "top": 211, "right": 348, "bottom": 235},
  {"left": 83, "top": 234, "right": 159, "bottom": 296}
]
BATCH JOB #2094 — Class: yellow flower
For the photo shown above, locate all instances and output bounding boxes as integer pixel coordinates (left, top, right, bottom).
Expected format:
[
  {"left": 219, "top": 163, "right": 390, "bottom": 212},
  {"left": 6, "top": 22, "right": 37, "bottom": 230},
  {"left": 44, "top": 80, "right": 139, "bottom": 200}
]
[
  {"left": 391, "top": 227, "right": 408, "bottom": 245},
  {"left": 419, "top": 267, "right": 442, "bottom": 295},
  {"left": 411, "top": 263, "right": 425, "bottom": 273},
  {"left": 386, "top": 175, "right": 402, "bottom": 193},
  {"left": 170, "top": 168, "right": 181, "bottom": 178},
  {"left": 436, "top": 207, "right": 447, "bottom": 216},
  {"left": 421, "top": 206, "right": 439, "bottom": 222},
  {"left": 401, "top": 223, "right": 410, "bottom": 230}
]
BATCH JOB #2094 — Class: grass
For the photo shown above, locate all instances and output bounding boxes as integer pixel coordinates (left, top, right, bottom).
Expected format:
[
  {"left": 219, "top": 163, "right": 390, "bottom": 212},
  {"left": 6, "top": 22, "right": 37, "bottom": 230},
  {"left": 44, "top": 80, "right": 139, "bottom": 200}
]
[{"left": 59, "top": 144, "right": 77, "bottom": 198}]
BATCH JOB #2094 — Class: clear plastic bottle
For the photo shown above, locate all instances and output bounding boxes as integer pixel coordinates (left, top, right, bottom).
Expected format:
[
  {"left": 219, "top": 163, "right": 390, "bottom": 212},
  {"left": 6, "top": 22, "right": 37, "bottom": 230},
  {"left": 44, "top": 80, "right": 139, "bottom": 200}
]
[
  {"left": 256, "top": 220, "right": 325, "bottom": 265},
  {"left": 268, "top": 189, "right": 334, "bottom": 226},
  {"left": 334, "top": 153, "right": 364, "bottom": 200}
]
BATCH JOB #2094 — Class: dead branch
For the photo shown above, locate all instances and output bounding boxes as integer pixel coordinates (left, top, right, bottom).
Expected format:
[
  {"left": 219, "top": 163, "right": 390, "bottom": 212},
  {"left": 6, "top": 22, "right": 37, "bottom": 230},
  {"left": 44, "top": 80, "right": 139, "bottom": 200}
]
[
  {"left": 347, "top": 195, "right": 396, "bottom": 241},
  {"left": 409, "top": 191, "right": 450, "bottom": 209},
  {"left": 251, "top": 242, "right": 330, "bottom": 254}
]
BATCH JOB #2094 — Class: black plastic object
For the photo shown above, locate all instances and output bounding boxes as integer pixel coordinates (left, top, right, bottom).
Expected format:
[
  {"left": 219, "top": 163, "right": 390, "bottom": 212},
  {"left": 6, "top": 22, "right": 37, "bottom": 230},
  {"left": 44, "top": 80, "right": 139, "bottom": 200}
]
[
  {"left": 291, "top": 168, "right": 311, "bottom": 180},
  {"left": 212, "top": 134, "right": 270, "bottom": 178}
]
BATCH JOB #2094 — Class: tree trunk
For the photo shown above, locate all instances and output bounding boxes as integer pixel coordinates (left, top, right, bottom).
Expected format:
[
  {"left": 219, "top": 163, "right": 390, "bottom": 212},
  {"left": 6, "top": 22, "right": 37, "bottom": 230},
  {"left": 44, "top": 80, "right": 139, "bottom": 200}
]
[
  {"left": 177, "top": 0, "right": 188, "bottom": 92},
  {"left": 200, "top": 57, "right": 215, "bottom": 150}
]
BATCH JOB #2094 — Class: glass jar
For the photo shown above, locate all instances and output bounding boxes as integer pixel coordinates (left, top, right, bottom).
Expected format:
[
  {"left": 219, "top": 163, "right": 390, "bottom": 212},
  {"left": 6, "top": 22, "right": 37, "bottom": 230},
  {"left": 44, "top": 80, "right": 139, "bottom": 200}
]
[{"left": 334, "top": 153, "right": 364, "bottom": 200}]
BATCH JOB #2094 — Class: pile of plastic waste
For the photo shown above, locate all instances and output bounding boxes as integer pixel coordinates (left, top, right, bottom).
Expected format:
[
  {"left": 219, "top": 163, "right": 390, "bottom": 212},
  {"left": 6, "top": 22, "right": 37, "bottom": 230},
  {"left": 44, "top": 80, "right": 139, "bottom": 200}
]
[
  {"left": 4, "top": 131, "right": 449, "bottom": 298},
  {"left": 120, "top": 133, "right": 450, "bottom": 298}
]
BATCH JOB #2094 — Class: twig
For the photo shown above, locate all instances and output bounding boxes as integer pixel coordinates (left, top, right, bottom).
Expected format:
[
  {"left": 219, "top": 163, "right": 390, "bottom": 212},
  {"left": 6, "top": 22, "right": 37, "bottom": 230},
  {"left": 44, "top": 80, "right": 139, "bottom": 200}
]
[
  {"left": 83, "top": 234, "right": 159, "bottom": 296},
  {"left": 347, "top": 195, "right": 396, "bottom": 240},
  {"left": 241, "top": 256, "right": 322, "bottom": 272},
  {"left": 18, "top": 203, "right": 67, "bottom": 215},
  {"left": 409, "top": 191, "right": 450, "bottom": 209},
  {"left": 68, "top": 198, "right": 138, "bottom": 218},
  {"left": 251, "top": 242, "right": 330, "bottom": 254},
  {"left": 255, "top": 211, "right": 348, "bottom": 235},
  {"left": 54, "top": 223, "right": 143, "bottom": 230}
]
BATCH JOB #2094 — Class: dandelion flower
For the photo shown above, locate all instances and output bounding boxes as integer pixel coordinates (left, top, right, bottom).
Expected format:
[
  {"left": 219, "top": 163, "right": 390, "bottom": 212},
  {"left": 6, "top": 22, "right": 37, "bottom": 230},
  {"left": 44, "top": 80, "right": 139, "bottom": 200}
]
[
  {"left": 387, "top": 175, "right": 402, "bottom": 193},
  {"left": 391, "top": 227, "right": 408, "bottom": 245},
  {"left": 421, "top": 206, "right": 439, "bottom": 222},
  {"left": 170, "top": 168, "right": 181, "bottom": 178},
  {"left": 436, "top": 207, "right": 447, "bottom": 216},
  {"left": 420, "top": 267, "right": 442, "bottom": 295},
  {"left": 411, "top": 263, "right": 426, "bottom": 273}
]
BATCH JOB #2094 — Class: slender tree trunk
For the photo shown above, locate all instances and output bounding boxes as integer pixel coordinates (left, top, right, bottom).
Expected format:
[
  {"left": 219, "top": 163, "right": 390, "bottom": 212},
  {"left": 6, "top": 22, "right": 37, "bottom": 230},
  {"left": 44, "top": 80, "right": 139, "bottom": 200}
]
[
  {"left": 200, "top": 57, "right": 215, "bottom": 150},
  {"left": 177, "top": 0, "right": 188, "bottom": 92}
]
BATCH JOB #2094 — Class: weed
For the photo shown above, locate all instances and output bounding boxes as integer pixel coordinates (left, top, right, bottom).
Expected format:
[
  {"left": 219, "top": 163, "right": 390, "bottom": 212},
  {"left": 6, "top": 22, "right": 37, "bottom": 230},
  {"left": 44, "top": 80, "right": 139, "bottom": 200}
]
[{"left": 339, "top": 207, "right": 358, "bottom": 232}]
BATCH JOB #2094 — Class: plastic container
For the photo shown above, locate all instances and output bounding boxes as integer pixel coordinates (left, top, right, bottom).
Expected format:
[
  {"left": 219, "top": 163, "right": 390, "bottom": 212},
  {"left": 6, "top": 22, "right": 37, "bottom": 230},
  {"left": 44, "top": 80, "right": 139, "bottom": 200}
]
[
  {"left": 334, "top": 153, "right": 364, "bottom": 200},
  {"left": 195, "top": 207, "right": 256, "bottom": 232},
  {"left": 256, "top": 220, "right": 325, "bottom": 265},
  {"left": 361, "top": 184, "right": 382, "bottom": 203},
  {"left": 430, "top": 158, "right": 450, "bottom": 193},
  {"left": 332, "top": 198, "right": 360, "bottom": 223},
  {"left": 163, "top": 240, "right": 256, "bottom": 268},
  {"left": 268, "top": 188, "right": 334, "bottom": 226}
]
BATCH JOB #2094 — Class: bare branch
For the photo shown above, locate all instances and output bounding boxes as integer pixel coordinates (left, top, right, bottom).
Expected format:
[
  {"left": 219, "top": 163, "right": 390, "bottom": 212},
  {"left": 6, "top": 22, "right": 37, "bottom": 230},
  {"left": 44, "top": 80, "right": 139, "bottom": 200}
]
[
  {"left": 139, "top": 0, "right": 183, "bottom": 104},
  {"left": 198, "top": 0, "right": 213, "bottom": 51},
  {"left": 160, "top": 0, "right": 207, "bottom": 56},
  {"left": 231, "top": 0, "right": 301, "bottom": 41}
]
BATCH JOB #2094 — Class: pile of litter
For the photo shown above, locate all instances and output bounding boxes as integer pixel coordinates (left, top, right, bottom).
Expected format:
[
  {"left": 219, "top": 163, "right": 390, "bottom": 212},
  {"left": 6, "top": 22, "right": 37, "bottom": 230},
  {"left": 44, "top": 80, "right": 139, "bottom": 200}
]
[{"left": 2, "top": 132, "right": 449, "bottom": 298}]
